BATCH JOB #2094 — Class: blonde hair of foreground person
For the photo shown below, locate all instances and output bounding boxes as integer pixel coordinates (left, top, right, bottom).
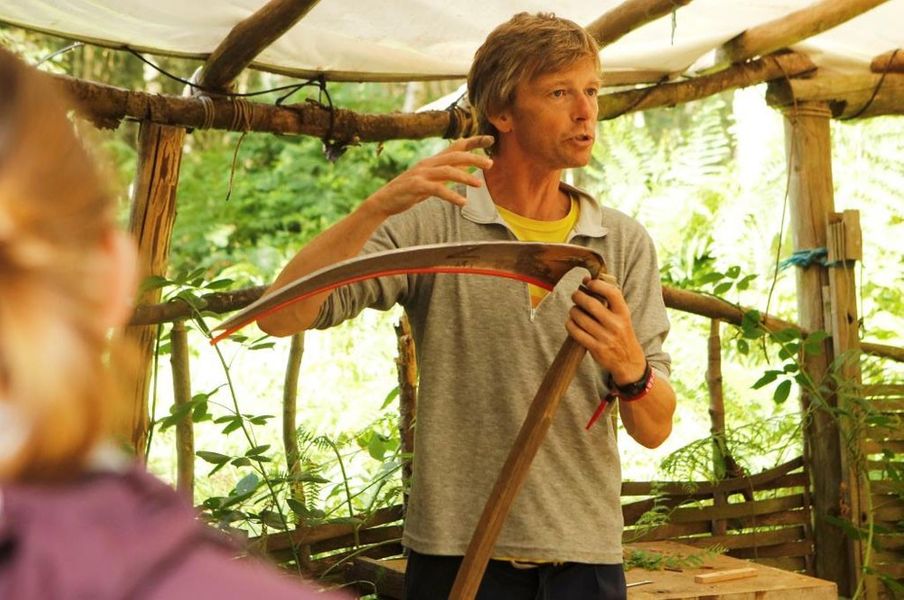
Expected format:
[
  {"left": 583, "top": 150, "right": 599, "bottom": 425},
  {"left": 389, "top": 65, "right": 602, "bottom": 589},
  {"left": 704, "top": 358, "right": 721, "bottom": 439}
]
[{"left": 0, "top": 47, "right": 138, "bottom": 482}]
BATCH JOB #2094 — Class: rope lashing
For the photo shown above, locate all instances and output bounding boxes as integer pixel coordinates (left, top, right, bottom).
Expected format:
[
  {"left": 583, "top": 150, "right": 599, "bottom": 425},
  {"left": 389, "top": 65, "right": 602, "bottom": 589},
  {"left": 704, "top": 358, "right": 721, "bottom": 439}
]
[{"left": 778, "top": 247, "right": 828, "bottom": 270}]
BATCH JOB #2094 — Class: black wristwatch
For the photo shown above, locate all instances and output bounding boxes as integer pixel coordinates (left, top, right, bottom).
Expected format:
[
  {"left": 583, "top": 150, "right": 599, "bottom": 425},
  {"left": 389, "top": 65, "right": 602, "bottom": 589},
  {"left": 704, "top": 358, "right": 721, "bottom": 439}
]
[{"left": 608, "top": 361, "right": 653, "bottom": 400}]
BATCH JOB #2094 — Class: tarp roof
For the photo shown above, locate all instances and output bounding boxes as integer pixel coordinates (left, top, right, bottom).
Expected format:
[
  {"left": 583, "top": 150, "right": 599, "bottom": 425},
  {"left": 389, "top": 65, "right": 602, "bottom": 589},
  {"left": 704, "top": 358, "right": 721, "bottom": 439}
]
[{"left": 0, "top": 1, "right": 901, "bottom": 82}]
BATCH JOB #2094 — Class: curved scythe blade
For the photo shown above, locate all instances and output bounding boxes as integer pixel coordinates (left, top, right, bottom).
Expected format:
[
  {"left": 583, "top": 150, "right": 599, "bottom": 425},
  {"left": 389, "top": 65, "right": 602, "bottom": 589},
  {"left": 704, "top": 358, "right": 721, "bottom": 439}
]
[{"left": 211, "top": 241, "right": 604, "bottom": 344}]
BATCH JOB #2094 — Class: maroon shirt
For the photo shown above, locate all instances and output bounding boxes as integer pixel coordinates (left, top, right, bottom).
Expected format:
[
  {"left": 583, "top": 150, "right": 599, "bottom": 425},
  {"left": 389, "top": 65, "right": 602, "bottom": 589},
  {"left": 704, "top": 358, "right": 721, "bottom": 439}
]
[{"left": 0, "top": 465, "right": 348, "bottom": 599}]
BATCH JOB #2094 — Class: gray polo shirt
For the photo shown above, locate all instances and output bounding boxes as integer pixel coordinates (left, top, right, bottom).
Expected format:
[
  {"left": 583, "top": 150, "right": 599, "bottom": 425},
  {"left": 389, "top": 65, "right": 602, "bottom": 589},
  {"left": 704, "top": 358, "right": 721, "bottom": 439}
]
[{"left": 314, "top": 177, "right": 670, "bottom": 563}]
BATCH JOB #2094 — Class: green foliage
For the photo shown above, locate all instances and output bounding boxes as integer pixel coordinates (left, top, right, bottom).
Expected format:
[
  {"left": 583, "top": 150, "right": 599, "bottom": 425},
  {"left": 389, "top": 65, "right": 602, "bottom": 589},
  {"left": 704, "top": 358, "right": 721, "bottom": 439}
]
[
  {"left": 624, "top": 545, "right": 726, "bottom": 571},
  {"left": 171, "top": 132, "right": 427, "bottom": 284}
]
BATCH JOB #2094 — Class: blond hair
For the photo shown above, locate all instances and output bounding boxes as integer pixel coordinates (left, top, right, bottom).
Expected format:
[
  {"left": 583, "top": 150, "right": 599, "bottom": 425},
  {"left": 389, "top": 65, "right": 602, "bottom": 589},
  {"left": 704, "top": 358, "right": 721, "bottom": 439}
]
[
  {"left": 0, "top": 49, "right": 128, "bottom": 481},
  {"left": 467, "top": 12, "right": 600, "bottom": 153}
]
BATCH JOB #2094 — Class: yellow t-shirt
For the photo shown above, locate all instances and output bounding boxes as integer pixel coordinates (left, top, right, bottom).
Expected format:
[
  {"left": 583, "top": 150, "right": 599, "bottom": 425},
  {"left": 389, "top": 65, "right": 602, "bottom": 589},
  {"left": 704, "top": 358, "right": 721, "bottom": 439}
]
[{"left": 497, "top": 198, "right": 580, "bottom": 307}]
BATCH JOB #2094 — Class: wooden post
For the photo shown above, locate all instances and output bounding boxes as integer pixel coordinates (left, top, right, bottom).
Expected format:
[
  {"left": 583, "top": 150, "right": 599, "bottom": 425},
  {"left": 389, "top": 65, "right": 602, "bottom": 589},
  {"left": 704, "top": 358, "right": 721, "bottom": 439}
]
[
  {"left": 778, "top": 100, "right": 857, "bottom": 595},
  {"left": 825, "top": 210, "right": 874, "bottom": 598},
  {"left": 170, "top": 320, "right": 194, "bottom": 497},
  {"left": 283, "top": 332, "right": 312, "bottom": 569},
  {"left": 395, "top": 314, "right": 418, "bottom": 512},
  {"left": 707, "top": 319, "right": 728, "bottom": 536},
  {"left": 122, "top": 121, "right": 185, "bottom": 454}
]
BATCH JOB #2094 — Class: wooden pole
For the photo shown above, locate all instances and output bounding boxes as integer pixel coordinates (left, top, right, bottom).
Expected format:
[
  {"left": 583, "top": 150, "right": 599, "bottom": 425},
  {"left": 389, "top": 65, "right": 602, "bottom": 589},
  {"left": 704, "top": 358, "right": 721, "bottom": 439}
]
[
  {"left": 170, "top": 320, "right": 194, "bottom": 497},
  {"left": 199, "top": 0, "right": 322, "bottom": 92},
  {"left": 283, "top": 332, "right": 312, "bottom": 568},
  {"left": 599, "top": 53, "right": 815, "bottom": 120},
  {"left": 585, "top": 0, "right": 694, "bottom": 47},
  {"left": 49, "top": 70, "right": 472, "bottom": 141},
  {"left": 870, "top": 49, "right": 904, "bottom": 73},
  {"left": 706, "top": 319, "right": 728, "bottom": 536},
  {"left": 47, "top": 54, "right": 813, "bottom": 140},
  {"left": 122, "top": 121, "right": 185, "bottom": 454},
  {"left": 719, "top": 0, "right": 890, "bottom": 65},
  {"left": 767, "top": 73, "right": 904, "bottom": 120},
  {"left": 449, "top": 336, "right": 593, "bottom": 599},
  {"left": 394, "top": 314, "right": 418, "bottom": 512},
  {"left": 778, "top": 100, "right": 856, "bottom": 595},
  {"left": 126, "top": 283, "right": 903, "bottom": 364}
]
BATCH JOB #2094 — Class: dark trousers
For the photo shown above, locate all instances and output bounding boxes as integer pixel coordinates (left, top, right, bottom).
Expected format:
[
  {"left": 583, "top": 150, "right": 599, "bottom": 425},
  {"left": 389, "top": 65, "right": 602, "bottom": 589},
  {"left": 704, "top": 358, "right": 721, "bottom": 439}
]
[{"left": 404, "top": 550, "right": 627, "bottom": 600}]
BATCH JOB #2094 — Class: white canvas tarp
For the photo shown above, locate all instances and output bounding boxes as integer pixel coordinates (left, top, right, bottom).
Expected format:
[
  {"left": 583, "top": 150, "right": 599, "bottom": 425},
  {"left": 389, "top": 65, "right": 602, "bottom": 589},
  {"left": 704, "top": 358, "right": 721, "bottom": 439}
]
[{"left": 0, "top": 1, "right": 901, "bottom": 81}]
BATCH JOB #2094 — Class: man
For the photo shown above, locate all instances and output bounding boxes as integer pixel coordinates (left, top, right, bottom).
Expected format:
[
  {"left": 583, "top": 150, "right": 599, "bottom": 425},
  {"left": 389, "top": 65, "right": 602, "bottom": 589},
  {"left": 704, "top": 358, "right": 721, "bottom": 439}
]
[{"left": 260, "top": 12, "right": 676, "bottom": 599}]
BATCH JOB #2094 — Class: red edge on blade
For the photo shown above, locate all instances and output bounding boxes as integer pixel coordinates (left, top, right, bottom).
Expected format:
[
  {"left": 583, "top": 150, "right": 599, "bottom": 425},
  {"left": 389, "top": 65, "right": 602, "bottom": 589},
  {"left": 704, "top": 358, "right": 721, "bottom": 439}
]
[{"left": 210, "top": 267, "right": 557, "bottom": 345}]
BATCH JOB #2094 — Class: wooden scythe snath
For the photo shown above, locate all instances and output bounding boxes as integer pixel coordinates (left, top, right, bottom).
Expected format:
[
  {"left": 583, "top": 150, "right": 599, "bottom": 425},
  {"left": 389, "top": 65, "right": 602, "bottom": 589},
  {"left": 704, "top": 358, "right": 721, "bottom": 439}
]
[{"left": 214, "top": 241, "right": 612, "bottom": 598}]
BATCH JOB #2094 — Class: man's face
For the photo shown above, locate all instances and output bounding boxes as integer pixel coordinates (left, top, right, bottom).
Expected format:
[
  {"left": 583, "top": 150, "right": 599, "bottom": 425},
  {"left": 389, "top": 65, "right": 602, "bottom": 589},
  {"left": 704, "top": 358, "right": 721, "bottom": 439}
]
[{"left": 496, "top": 56, "right": 601, "bottom": 171}]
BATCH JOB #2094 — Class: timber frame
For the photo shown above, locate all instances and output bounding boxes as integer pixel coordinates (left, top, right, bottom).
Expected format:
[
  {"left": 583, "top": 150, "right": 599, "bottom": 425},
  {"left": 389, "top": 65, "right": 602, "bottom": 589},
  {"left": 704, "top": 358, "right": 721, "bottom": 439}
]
[{"left": 5, "top": 0, "right": 902, "bottom": 597}]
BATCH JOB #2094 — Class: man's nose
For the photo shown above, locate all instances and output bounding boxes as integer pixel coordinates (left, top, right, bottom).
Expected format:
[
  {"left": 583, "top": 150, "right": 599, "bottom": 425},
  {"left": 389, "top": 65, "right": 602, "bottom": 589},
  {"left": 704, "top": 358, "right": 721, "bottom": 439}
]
[{"left": 573, "top": 94, "right": 596, "bottom": 121}]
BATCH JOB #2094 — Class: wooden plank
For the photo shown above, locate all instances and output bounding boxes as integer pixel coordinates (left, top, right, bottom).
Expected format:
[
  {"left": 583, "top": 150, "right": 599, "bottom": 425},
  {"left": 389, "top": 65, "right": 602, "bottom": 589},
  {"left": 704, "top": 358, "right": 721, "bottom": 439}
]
[
  {"left": 309, "top": 525, "right": 403, "bottom": 556},
  {"left": 872, "top": 561, "right": 904, "bottom": 578},
  {"left": 862, "top": 384, "right": 904, "bottom": 398},
  {"left": 621, "top": 458, "right": 806, "bottom": 496},
  {"left": 626, "top": 507, "right": 813, "bottom": 543},
  {"left": 862, "top": 439, "right": 904, "bottom": 454},
  {"left": 868, "top": 460, "right": 904, "bottom": 472},
  {"left": 253, "top": 505, "right": 403, "bottom": 553},
  {"left": 755, "top": 555, "right": 809, "bottom": 572},
  {"left": 730, "top": 540, "right": 815, "bottom": 559},
  {"left": 667, "top": 494, "right": 808, "bottom": 523},
  {"left": 866, "top": 422, "right": 904, "bottom": 440},
  {"left": 626, "top": 521, "right": 712, "bottom": 542},
  {"left": 694, "top": 567, "right": 758, "bottom": 583},
  {"left": 872, "top": 481, "right": 904, "bottom": 494},
  {"left": 873, "top": 503, "right": 904, "bottom": 522},
  {"left": 308, "top": 541, "right": 404, "bottom": 576},
  {"left": 875, "top": 533, "right": 904, "bottom": 551},
  {"left": 730, "top": 509, "right": 813, "bottom": 530},
  {"left": 676, "top": 526, "right": 809, "bottom": 551},
  {"left": 347, "top": 556, "right": 406, "bottom": 600}
]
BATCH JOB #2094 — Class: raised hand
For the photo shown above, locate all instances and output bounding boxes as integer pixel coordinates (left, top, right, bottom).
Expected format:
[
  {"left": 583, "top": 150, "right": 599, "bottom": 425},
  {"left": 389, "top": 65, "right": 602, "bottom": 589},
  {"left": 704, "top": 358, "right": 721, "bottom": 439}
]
[{"left": 365, "top": 135, "right": 494, "bottom": 218}]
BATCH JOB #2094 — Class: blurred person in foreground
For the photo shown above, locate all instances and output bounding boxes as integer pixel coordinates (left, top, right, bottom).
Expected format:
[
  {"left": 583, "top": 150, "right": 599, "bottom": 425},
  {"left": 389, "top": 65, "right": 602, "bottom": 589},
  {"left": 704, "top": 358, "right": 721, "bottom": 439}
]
[
  {"left": 259, "top": 12, "right": 676, "bottom": 600},
  {"left": 0, "top": 48, "right": 346, "bottom": 599}
]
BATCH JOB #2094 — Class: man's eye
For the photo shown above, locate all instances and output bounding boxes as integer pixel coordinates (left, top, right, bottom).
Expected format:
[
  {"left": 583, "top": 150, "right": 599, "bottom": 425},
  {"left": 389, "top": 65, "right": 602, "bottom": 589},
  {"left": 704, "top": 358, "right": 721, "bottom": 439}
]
[
  {"left": 552, "top": 90, "right": 566, "bottom": 98},
  {"left": 587, "top": 88, "right": 599, "bottom": 97}
]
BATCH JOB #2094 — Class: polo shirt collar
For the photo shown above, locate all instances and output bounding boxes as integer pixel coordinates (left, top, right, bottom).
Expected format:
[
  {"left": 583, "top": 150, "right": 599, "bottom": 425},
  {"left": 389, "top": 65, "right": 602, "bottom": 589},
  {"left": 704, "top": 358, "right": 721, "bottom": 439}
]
[{"left": 461, "top": 171, "right": 608, "bottom": 239}]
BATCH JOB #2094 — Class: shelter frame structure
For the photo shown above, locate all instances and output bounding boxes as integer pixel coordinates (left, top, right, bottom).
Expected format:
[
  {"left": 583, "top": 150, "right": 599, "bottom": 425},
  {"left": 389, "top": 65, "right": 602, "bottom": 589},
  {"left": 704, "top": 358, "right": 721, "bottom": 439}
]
[{"left": 2, "top": 0, "right": 902, "bottom": 597}]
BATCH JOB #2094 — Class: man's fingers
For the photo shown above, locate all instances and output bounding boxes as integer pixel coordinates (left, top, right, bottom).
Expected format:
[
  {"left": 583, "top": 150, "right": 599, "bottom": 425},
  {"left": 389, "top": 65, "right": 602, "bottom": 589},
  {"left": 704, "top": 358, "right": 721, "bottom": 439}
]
[
  {"left": 444, "top": 135, "right": 495, "bottom": 154},
  {"left": 579, "top": 278, "right": 628, "bottom": 314},
  {"left": 423, "top": 150, "right": 493, "bottom": 170},
  {"left": 461, "top": 135, "right": 495, "bottom": 152},
  {"left": 425, "top": 165, "right": 483, "bottom": 187}
]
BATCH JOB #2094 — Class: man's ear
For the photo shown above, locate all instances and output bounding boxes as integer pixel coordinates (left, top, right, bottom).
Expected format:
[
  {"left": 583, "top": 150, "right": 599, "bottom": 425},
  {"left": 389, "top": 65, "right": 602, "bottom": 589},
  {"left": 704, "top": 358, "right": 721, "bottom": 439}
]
[
  {"left": 99, "top": 230, "right": 138, "bottom": 329},
  {"left": 488, "top": 110, "right": 513, "bottom": 134}
]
